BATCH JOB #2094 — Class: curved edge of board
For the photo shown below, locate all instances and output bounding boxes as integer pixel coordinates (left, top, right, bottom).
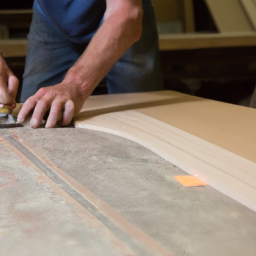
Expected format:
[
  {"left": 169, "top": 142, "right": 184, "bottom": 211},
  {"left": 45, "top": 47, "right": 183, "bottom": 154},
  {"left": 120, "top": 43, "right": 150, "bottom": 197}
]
[{"left": 75, "top": 110, "right": 256, "bottom": 213}]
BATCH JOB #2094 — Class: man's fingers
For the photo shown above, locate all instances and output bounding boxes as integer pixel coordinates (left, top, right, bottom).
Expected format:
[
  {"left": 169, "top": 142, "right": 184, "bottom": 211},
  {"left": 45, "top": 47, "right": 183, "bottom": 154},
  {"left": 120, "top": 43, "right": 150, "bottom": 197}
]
[
  {"left": 8, "top": 75, "right": 19, "bottom": 99},
  {"left": 17, "top": 85, "right": 79, "bottom": 128},
  {"left": 45, "top": 100, "right": 64, "bottom": 128},
  {"left": 17, "top": 97, "right": 37, "bottom": 123},
  {"left": 62, "top": 100, "right": 75, "bottom": 126},
  {"left": 30, "top": 99, "right": 51, "bottom": 128},
  {"left": 44, "top": 99, "right": 74, "bottom": 128}
]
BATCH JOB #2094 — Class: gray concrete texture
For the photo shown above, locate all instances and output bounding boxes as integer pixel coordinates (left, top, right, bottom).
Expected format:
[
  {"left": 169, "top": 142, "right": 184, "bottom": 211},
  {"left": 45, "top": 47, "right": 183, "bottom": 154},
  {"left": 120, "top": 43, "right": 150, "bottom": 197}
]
[
  {"left": 6, "top": 128, "right": 256, "bottom": 256},
  {"left": 0, "top": 130, "right": 135, "bottom": 256}
]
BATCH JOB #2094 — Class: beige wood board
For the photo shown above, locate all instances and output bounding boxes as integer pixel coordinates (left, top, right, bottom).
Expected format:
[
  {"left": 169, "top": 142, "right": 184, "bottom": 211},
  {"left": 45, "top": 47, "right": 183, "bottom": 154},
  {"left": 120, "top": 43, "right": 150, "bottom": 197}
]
[
  {"left": 205, "top": 0, "right": 254, "bottom": 32},
  {"left": 74, "top": 91, "right": 256, "bottom": 212},
  {"left": 0, "top": 9, "right": 33, "bottom": 15},
  {"left": 240, "top": 0, "right": 256, "bottom": 30},
  {"left": 159, "top": 32, "right": 256, "bottom": 50},
  {"left": 78, "top": 91, "right": 177, "bottom": 115},
  {"left": 0, "top": 40, "right": 28, "bottom": 58},
  {"left": 1, "top": 32, "right": 256, "bottom": 59}
]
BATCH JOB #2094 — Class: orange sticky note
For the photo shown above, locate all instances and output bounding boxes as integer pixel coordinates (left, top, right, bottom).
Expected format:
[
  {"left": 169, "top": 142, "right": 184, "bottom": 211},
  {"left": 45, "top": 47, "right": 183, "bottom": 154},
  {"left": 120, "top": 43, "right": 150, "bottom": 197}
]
[{"left": 175, "top": 175, "right": 206, "bottom": 187}]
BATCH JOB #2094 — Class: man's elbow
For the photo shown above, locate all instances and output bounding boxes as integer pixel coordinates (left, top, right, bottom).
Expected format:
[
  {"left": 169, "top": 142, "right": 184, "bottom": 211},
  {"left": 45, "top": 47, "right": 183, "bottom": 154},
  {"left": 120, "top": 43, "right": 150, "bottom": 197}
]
[
  {"left": 133, "top": 19, "right": 143, "bottom": 43},
  {"left": 129, "top": 6, "right": 143, "bottom": 42},
  {"left": 120, "top": 6, "right": 143, "bottom": 43}
]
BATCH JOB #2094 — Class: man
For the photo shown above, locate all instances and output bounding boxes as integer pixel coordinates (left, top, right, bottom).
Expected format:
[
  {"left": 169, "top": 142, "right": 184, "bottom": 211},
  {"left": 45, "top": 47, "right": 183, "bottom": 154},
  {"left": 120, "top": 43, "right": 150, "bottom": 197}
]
[{"left": 0, "top": 0, "right": 163, "bottom": 128}]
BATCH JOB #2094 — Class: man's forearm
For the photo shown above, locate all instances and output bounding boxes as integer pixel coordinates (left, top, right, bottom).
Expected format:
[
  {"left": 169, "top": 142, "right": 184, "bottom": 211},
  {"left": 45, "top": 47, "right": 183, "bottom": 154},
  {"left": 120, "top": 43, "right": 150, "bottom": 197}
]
[{"left": 63, "top": 1, "right": 143, "bottom": 100}]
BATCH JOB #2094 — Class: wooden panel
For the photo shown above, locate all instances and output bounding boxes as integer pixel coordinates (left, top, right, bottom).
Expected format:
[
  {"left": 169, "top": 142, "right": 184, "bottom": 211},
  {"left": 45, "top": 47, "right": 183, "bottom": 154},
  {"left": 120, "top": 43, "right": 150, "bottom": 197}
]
[
  {"left": 1, "top": 29, "right": 256, "bottom": 59},
  {"left": 151, "top": 0, "right": 184, "bottom": 22},
  {"left": 0, "top": 40, "right": 28, "bottom": 57},
  {"left": 205, "top": 0, "right": 254, "bottom": 32},
  {"left": 74, "top": 91, "right": 256, "bottom": 212},
  {"left": 0, "top": 9, "right": 32, "bottom": 14},
  {"left": 76, "top": 91, "right": 256, "bottom": 163},
  {"left": 183, "top": 0, "right": 195, "bottom": 32},
  {"left": 240, "top": 0, "right": 256, "bottom": 30},
  {"left": 2, "top": 33, "right": 256, "bottom": 59},
  {"left": 159, "top": 32, "right": 256, "bottom": 50}
]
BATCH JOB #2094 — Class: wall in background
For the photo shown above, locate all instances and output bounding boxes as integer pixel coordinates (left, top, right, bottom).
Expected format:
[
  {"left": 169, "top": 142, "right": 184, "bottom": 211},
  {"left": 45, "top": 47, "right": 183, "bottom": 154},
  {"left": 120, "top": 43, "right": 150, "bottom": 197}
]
[
  {"left": 151, "top": 0, "right": 184, "bottom": 22},
  {"left": 151, "top": 0, "right": 185, "bottom": 33},
  {"left": 151, "top": 0, "right": 196, "bottom": 33},
  {"left": 0, "top": 1, "right": 33, "bottom": 9}
]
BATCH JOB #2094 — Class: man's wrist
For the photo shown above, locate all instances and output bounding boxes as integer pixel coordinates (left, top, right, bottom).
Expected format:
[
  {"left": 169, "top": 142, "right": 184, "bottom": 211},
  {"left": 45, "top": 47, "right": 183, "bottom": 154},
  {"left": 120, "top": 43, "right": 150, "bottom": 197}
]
[{"left": 63, "top": 65, "right": 95, "bottom": 101}]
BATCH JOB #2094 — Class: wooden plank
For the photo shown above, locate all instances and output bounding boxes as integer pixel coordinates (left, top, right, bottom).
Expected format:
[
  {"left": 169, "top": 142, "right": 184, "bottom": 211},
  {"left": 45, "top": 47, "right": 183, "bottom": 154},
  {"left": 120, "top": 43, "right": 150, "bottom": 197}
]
[
  {"left": 0, "top": 9, "right": 33, "bottom": 15},
  {"left": 205, "top": 0, "right": 254, "bottom": 32},
  {"left": 0, "top": 40, "right": 28, "bottom": 57},
  {"left": 159, "top": 32, "right": 256, "bottom": 50},
  {"left": 183, "top": 0, "right": 195, "bottom": 33},
  {"left": 1, "top": 34, "right": 256, "bottom": 59},
  {"left": 74, "top": 91, "right": 256, "bottom": 212},
  {"left": 240, "top": 0, "right": 256, "bottom": 30}
]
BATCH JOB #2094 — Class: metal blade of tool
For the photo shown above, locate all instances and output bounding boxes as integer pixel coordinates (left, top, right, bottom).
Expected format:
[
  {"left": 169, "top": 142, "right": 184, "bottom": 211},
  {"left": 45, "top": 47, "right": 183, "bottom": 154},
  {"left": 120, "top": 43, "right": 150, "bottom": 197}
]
[
  {"left": 0, "top": 102, "right": 64, "bottom": 128},
  {"left": 0, "top": 113, "right": 23, "bottom": 128},
  {"left": 0, "top": 103, "right": 23, "bottom": 128}
]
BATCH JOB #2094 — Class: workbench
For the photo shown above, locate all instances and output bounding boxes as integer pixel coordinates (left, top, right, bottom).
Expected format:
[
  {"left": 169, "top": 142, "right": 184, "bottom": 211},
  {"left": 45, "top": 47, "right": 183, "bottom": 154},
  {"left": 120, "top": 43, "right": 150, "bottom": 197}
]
[{"left": 1, "top": 127, "right": 256, "bottom": 256}]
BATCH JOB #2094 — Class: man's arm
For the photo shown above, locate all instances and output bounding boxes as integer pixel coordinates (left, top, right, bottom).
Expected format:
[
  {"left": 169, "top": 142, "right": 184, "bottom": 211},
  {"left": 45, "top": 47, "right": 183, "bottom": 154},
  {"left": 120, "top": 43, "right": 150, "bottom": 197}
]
[{"left": 18, "top": 0, "right": 143, "bottom": 128}]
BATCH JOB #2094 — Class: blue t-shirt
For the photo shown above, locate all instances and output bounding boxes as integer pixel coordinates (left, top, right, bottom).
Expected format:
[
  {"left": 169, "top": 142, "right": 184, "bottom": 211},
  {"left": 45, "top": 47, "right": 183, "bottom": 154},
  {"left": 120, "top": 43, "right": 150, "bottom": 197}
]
[{"left": 36, "top": 0, "right": 106, "bottom": 44}]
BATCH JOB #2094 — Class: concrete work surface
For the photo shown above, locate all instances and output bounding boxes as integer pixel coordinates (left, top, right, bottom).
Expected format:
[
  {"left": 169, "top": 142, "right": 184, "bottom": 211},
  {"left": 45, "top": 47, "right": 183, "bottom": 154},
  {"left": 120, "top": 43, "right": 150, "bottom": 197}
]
[{"left": 0, "top": 128, "right": 256, "bottom": 256}]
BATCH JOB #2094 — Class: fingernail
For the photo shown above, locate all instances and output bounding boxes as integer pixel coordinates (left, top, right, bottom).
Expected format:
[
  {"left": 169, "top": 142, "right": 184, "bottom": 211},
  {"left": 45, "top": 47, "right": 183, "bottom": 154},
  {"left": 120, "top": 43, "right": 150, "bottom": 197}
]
[
  {"left": 17, "top": 117, "right": 24, "bottom": 123},
  {"left": 30, "top": 118, "right": 37, "bottom": 128},
  {"left": 45, "top": 123, "right": 50, "bottom": 128}
]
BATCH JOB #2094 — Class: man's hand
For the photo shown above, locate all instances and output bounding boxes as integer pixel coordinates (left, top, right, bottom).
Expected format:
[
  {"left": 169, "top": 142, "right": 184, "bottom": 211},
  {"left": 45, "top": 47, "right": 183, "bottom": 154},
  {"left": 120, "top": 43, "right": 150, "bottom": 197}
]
[
  {"left": 18, "top": 0, "right": 142, "bottom": 129},
  {"left": 0, "top": 52, "right": 19, "bottom": 104},
  {"left": 17, "top": 81, "right": 88, "bottom": 128}
]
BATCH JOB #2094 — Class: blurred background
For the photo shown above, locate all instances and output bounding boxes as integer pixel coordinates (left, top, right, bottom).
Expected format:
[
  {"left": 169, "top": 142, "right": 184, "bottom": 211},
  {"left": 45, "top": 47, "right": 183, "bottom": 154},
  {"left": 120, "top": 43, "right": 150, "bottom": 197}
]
[{"left": 0, "top": 0, "right": 256, "bottom": 106}]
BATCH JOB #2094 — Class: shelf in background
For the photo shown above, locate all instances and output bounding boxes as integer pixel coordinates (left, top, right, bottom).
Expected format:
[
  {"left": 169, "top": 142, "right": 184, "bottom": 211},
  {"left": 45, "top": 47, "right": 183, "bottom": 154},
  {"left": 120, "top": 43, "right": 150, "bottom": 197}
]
[
  {"left": 1, "top": 32, "right": 256, "bottom": 58},
  {"left": 0, "top": 9, "right": 32, "bottom": 15},
  {"left": 0, "top": 39, "right": 28, "bottom": 57},
  {"left": 159, "top": 32, "right": 256, "bottom": 50},
  {"left": 0, "top": 9, "right": 33, "bottom": 30}
]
